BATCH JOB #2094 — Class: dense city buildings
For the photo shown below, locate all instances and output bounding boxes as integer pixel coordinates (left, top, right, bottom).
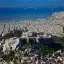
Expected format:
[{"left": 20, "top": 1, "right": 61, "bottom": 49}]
[{"left": 0, "top": 12, "right": 64, "bottom": 64}]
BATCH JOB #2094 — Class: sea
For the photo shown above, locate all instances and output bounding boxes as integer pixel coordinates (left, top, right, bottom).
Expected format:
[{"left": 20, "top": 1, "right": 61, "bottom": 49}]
[{"left": 0, "top": 7, "right": 64, "bottom": 22}]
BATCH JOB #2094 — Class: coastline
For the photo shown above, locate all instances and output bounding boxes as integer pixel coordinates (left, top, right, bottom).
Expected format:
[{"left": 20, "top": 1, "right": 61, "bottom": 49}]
[
  {"left": 0, "top": 11, "right": 64, "bottom": 64},
  {"left": 0, "top": 11, "right": 64, "bottom": 37}
]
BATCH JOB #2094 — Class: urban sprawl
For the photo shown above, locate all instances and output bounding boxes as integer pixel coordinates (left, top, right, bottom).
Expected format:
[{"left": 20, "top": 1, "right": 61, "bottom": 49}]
[{"left": 0, "top": 12, "right": 64, "bottom": 64}]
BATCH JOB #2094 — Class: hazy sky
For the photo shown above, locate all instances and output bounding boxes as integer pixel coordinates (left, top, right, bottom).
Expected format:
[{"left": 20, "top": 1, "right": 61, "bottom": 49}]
[{"left": 0, "top": 0, "right": 64, "bottom": 7}]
